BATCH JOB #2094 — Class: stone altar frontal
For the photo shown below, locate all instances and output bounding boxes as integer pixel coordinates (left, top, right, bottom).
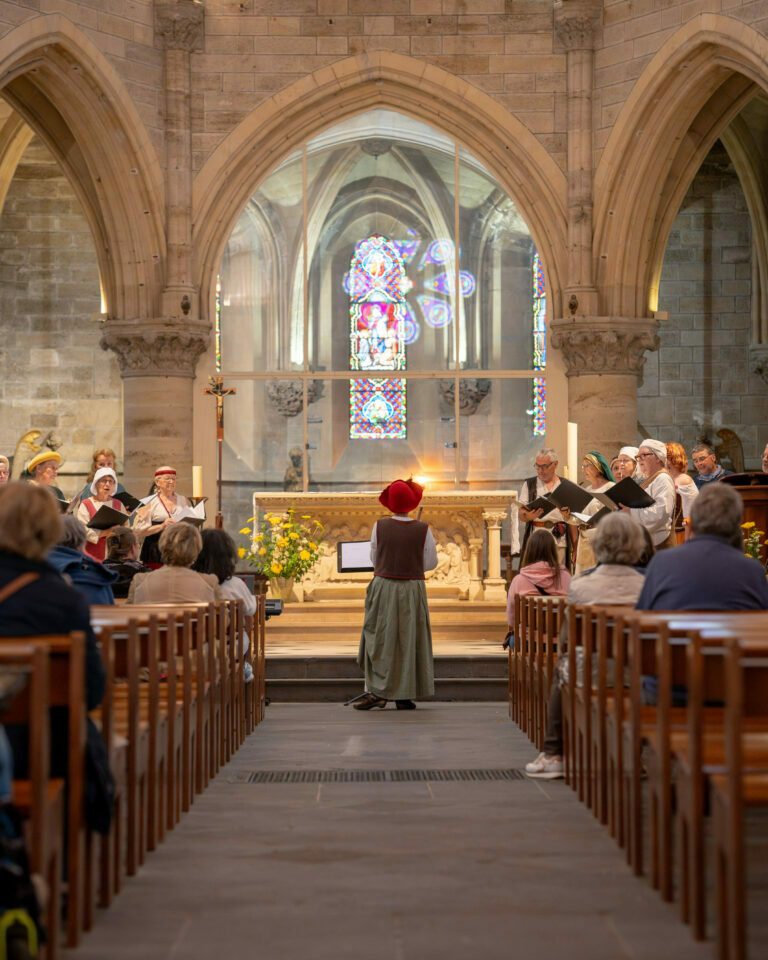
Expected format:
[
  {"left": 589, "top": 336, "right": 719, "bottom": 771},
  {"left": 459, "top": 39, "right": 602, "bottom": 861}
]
[{"left": 251, "top": 491, "right": 516, "bottom": 602}]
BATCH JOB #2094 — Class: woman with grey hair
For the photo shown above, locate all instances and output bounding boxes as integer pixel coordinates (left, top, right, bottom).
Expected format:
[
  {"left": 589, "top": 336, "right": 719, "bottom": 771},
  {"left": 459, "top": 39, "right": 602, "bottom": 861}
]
[
  {"left": 128, "top": 522, "right": 222, "bottom": 603},
  {"left": 620, "top": 438, "right": 676, "bottom": 550},
  {"left": 48, "top": 515, "right": 118, "bottom": 605},
  {"left": 567, "top": 512, "right": 646, "bottom": 605},
  {"left": 525, "top": 512, "right": 647, "bottom": 780}
]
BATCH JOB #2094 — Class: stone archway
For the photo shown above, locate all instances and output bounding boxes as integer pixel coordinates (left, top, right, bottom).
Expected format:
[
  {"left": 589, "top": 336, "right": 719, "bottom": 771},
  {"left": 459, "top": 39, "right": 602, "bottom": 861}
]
[
  {"left": 0, "top": 15, "right": 165, "bottom": 324},
  {"left": 594, "top": 14, "right": 768, "bottom": 321},
  {"left": 192, "top": 52, "right": 568, "bottom": 320}
]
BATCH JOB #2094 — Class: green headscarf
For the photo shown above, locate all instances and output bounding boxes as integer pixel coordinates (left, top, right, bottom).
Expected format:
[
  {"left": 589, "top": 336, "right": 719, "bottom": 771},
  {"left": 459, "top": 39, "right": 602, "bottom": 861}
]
[{"left": 583, "top": 450, "right": 616, "bottom": 483}]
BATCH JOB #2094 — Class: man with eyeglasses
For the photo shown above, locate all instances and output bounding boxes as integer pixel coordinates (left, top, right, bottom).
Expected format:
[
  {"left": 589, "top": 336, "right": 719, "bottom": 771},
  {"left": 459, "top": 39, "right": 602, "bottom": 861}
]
[
  {"left": 513, "top": 448, "right": 575, "bottom": 567},
  {"left": 621, "top": 439, "right": 677, "bottom": 550},
  {"left": 691, "top": 442, "right": 733, "bottom": 489}
]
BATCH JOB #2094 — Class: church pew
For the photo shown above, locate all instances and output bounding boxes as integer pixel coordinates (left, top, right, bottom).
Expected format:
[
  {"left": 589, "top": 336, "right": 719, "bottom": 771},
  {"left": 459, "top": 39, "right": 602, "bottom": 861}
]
[
  {"left": 0, "top": 632, "right": 87, "bottom": 949},
  {"left": 0, "top": 643, "right": 62, "bottom": 960},
  {"left": 711, "top": 635, "right": 768, "bottom": 960}
]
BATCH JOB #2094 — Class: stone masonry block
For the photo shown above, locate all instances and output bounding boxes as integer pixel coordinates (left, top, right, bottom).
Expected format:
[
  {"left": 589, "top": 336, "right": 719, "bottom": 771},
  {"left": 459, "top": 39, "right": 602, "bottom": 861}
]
[{"left": 660, "top": 380, "right": 692, "bottom": 397}]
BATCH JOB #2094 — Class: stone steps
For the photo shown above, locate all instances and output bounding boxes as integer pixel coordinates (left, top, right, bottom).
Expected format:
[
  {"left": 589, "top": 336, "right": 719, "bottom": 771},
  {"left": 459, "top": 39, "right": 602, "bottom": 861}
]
[{"left": 266, "top": 655, "right": 508, "bottom": 703}]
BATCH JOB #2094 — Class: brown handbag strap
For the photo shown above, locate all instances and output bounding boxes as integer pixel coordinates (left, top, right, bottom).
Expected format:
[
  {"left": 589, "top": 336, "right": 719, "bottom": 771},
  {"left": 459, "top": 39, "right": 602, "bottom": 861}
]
[{"left": 0, "top": 572, "right": 40, "bottom": 606}]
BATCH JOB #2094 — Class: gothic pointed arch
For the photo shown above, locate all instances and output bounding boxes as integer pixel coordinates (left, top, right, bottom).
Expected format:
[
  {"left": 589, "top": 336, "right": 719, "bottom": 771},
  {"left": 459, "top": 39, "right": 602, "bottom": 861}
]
[
  {"left": 0, "top": 14, "right": 165, "bottom": 322},
  {"left": 594, "top": 14, "right": 768, "bottom": 318},
  {"left": 193, "top": 52, "right": 567, "bottom": 316}
]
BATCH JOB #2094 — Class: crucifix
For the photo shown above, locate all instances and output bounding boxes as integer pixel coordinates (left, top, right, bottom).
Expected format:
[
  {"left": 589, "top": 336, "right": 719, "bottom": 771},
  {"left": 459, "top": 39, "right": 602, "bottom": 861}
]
[{"left": 203, "top": 375, "right": 236, "bottom": 528}]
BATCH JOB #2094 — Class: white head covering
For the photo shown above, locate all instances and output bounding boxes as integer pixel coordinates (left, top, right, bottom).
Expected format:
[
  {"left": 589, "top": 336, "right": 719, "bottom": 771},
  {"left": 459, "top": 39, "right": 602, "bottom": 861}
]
[
  {"left": 639, "top": 439, "right": 667, "bottom": 464},
  {"left": 618, "top": 446, "right": 639, "bottom": 461},
  {"left": 91, "top": 467, "right": 117, "bottom": 497}
]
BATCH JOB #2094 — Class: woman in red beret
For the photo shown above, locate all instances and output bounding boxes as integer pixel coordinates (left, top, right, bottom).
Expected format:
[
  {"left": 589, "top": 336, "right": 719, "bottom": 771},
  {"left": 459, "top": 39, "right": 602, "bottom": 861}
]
[{"left": 355, "top": 478, "right": 438, "bottom": 711}]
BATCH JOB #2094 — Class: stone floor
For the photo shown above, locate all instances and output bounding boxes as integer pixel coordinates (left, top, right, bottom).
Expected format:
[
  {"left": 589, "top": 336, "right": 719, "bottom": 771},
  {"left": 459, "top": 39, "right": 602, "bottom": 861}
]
[{"left": 69, "top": 704, "right": 716, "bottom": 960}]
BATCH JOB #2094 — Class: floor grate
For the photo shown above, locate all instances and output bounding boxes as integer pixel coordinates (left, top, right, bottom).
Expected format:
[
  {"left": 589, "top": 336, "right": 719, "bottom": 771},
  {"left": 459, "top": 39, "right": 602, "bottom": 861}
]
[{"left": 231, "top": 768, "right": 527, "bottom": 784}]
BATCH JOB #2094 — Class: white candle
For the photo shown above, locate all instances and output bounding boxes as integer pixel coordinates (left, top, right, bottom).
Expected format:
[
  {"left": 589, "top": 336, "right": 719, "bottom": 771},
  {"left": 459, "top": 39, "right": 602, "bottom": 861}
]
[
  {"left": 192, "top": 465, "right": 203, "bottom": 499},
  {"left": 567, "top": 422, "right": 578, "bottom": 484}
]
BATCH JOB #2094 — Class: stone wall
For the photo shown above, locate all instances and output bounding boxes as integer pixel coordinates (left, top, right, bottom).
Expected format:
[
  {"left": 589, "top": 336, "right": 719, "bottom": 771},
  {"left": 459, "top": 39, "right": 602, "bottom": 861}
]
[
  {"left": 638, "top": 140, "right": 767, "bottom": 469},
  {"left": 0, "top": 134, "right": 121, "bottom": 496}
]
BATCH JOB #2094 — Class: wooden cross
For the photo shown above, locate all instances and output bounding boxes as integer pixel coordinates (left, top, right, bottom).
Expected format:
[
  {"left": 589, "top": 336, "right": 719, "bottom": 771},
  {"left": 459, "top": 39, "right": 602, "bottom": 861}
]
[{"left": 203, "top": 375, "right": 236, "bottom": 528}]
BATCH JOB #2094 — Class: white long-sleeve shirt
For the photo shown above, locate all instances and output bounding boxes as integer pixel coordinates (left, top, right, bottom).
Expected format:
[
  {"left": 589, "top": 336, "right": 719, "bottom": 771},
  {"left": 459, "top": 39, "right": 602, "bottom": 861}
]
[
  {"left": 369, "top": 514, "right": 438, "bottom": 572},
  {"left": 630, "top": 472, "right": 676, "bottom": 546}
]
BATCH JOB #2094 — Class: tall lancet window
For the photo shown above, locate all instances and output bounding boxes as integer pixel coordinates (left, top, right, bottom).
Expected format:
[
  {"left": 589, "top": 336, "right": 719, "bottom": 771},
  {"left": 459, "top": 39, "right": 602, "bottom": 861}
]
[{"left": 347, "top": 235, "right": 409, "bottom": 439}]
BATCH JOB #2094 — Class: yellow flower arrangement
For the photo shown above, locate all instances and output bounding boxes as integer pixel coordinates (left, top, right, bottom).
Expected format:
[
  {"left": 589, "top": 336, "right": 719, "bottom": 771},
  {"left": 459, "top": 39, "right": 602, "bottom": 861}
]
[
  {"left": 240, "top": 506, "right": 324, "bottom": 580},
  {"left": 741, "top": 520, "right": 767, "bottom": 570}
]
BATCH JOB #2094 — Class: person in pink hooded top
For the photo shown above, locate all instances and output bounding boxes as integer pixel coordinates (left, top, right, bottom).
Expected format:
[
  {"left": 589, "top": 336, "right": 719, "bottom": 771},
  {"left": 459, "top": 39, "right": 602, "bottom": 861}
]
[{"left": 506, "top": 527, "right": 571, "bottom": 626}]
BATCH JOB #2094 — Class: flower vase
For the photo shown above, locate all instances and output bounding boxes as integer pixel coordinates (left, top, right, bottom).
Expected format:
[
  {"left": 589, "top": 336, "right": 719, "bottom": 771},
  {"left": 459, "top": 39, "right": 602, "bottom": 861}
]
[{"left": 269, "top": 576, "right": 296, "bottom": 602}]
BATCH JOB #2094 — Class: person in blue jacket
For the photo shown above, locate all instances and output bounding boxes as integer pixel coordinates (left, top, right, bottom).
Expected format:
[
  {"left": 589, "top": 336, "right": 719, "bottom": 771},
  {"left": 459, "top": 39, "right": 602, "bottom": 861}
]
[{"left": 48, "top": 515, "right": 118, "bottom": 606}]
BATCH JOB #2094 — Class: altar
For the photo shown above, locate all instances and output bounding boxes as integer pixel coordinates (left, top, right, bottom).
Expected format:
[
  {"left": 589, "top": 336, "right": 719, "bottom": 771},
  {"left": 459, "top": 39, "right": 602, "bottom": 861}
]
[{"left": 251, "top": 491, "right": 516, "bottom": 602}]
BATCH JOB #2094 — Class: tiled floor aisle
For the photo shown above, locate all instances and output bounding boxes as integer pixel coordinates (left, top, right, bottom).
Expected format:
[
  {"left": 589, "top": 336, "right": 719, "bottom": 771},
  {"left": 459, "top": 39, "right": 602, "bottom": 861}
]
[{"left": 69, "top": 704, "right": 714, "bottom": 960}]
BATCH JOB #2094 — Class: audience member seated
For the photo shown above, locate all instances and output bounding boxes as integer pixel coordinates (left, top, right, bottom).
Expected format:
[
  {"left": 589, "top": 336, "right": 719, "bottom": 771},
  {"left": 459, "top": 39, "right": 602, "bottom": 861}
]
[
  {"left": 103, "top": 527, "right": 152, "bottom": 600},
  {"left": 634, "top": 526, "right": 656, "bottom": 571},
  {"left": 0, "top": 483, "right": 106, "bottom": 782},
  {"left": 0, "top": 455, "right": 8, "bottom": 485},
  {"left": 76, "top": 467, "right": 128, "bottom": 563},
  {"left": 691, "top": 441, "right": 733, "bottom": 488},
  {"left": 48, "top": 516, "right": 117, "bottom": 606},
  {"left": 636, "top": 483, "right": 768, "bottom": 611},
  {"left": 666, "top": 441, "right": 698, "bottom": 520},
  {"left": 624, "top": 439, "right": 676, "bottom": 549},
  {"left": 506, "top": 528, "right": 571, "bottom": 626},
  {"left": 525, "top": 512, "right": 647, "bottom": 780},
  {"left": 128, "top": 523, "right": 222, "bottom": 604},
  {"left": 193, "top": 528, "right": 256, "bottom": 680}
]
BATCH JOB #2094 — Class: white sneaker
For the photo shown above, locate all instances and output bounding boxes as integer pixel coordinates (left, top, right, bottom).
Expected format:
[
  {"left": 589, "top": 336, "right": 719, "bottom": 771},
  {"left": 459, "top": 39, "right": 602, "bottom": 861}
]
[{"left": 524, "top": 752, "right": 564, "bottom": 779}]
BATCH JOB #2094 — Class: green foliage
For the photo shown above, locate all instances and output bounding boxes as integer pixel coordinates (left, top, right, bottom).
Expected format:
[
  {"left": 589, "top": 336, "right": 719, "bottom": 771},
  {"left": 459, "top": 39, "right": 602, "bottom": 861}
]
[{"left": 239, "top": 507, "right": 324, "bottom": 580}]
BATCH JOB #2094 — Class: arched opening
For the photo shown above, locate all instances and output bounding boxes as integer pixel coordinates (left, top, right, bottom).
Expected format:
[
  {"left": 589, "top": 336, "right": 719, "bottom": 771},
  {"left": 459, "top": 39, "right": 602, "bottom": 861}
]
[
  {"left": 212, "top": 109, "right": 554, "bottom": 524},
  {"left": 595, "top": 17, "right": 768, "bottom": 468},
  {"left": 0, "top": 17, "right": 163, "bottom": 493}
]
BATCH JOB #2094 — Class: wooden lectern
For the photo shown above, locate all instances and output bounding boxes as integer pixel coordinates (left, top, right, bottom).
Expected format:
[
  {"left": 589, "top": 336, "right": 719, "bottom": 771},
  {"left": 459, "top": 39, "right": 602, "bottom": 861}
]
[{"left": 720, "top": 472, "right": 768, "bottom": 561}]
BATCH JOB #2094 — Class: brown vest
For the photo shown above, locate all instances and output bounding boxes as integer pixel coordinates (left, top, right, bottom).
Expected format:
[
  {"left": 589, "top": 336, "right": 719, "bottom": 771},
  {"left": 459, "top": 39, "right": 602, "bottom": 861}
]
[{"left": 373, "top": 517, "right": 428, "bottom": 580}]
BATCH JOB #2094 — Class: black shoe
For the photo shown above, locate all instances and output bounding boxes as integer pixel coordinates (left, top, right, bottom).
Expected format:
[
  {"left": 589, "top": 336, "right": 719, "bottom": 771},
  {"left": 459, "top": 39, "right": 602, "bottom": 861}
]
[
  {"left": 395, "top": 699, "right": 416, "bottom": 710},
  {"left": 353, "top": 693, "right": 387, "bottom": 711}
]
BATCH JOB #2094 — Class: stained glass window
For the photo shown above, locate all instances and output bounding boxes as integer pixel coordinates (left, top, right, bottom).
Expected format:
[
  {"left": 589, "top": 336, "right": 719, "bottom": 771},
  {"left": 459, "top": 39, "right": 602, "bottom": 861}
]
[
  {"left": 348, "top": 235, "right": 410, "bottom": 439},
  {"left": 532, "top": 249, "right": 546, "bottom": 436}
]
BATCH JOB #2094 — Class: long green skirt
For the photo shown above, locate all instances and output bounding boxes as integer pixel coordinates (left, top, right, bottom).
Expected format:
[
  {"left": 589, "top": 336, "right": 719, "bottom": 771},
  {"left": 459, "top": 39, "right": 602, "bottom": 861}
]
[{"left": 357, "top": 576, "right": 435, "bottom": 701}]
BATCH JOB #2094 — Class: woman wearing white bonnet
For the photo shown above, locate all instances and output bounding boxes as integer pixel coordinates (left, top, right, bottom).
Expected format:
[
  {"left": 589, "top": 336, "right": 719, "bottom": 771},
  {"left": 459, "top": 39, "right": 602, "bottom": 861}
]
[
  {"left": 75, "top": 466, "right": 128, "bottom": 563},
  {"left": 613, "top": 446, "right": 640, "bottom": 481},
  {"left": 622, "top": 439, "right": 676, "bottom": 549}
]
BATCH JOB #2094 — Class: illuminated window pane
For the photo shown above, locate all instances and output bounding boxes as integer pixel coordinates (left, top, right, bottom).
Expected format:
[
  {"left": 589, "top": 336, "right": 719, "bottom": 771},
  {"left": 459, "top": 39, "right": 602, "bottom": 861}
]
[{"left": 348, "top": 235, "right": 409, "bottom": 440}]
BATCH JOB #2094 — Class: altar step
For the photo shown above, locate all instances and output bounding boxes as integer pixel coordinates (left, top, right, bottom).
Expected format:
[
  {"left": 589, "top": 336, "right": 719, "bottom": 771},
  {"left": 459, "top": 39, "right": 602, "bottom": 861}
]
[
  {"left": 264, "top": 598, "right": 508, "bottom": 650},
  {"left": 266, "top": 655, "right": 508, "bottom": 703}
]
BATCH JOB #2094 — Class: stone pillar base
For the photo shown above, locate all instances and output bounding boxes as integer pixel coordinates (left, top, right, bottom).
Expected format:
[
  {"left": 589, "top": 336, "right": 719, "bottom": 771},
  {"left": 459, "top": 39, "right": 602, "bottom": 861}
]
[{"left": 482, "top": 578, "right": 508, "bottom": 602}]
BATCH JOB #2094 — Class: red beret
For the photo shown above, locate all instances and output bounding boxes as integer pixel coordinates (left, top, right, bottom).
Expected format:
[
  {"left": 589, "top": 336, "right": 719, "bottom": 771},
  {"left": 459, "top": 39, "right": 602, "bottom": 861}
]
[{"left": 379, "top": 478, "right": 423, "bottom": 514}]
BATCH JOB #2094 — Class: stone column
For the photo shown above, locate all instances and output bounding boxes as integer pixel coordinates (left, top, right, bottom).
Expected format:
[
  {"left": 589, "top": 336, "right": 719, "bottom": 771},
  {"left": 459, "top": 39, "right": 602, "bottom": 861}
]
[
  {"left": 554, "top": 0, "right": 601, "bottom": 318},
  {"left": 468, "top": 537, "right": 484, "bottom": 602},
  {"left": 101, "top": 2, "right": 207, "bottom": 494},
  {"left": 551, "top": 317, "right": 659, "bottom": 456},
  {"left": 482, "top": 510, "right": 508, "bottom": 602},
  {"left": 100, "top": 323, "right": 209, "bottom": 491}
]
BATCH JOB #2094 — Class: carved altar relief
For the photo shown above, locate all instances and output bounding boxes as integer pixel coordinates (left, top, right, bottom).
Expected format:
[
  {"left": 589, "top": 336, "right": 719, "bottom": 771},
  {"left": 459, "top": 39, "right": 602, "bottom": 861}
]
[{"left": 252, "top": 491, "right": 515, "bottom": 602}]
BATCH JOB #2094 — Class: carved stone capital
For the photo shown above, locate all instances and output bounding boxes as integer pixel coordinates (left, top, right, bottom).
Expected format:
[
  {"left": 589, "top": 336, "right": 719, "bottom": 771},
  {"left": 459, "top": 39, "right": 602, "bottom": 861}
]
[
  {"left": 266, "top": 379, "right": 323, "bottom": 417},
  {"left": 554, "top": 0, "right": 600, "bottom": 50},
  {"left": 155, "top": 1, "right": 205, "bottom": 52},
  {"left": 439, "top": 378, "right": 491, "bottom": 415},
  {"left": 550, "top": 316, "right": 659, "bottom": 377},
  {"left": 750, "top": 344, "right": 768, "bottom": 384},
  {"left": 482, "top": 509, "right": 507, "bottom": 529},
  {"left": 100, "top": 319, "right": 210, "bottom": 378}
]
